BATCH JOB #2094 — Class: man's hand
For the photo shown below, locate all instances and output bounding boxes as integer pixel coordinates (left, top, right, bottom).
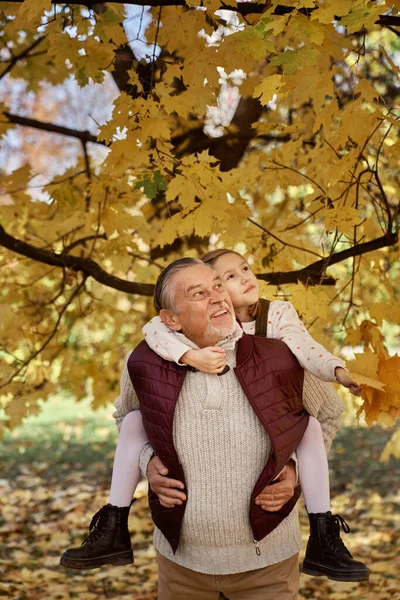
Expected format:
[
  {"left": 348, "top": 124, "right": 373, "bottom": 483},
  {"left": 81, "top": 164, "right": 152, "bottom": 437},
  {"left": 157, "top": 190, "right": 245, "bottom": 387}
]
[
  {"left": 181, "top": 347, "right": 227, "bottom": 374},
  {"left": 147, "top": 456, "right": 186, "bottom": 508},
  {"left": 255, "top": 461, "right": 296, "bottom": 512},
  {"left": 335, "top": 367, "right": 362, "bottom": 396}
]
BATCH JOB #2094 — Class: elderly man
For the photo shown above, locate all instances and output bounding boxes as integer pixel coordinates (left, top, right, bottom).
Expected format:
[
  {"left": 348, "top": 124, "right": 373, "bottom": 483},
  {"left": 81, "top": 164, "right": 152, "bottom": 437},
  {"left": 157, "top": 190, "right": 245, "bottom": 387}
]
[{"left": 109, "top": 257, "right": 345, "bottom": 599}]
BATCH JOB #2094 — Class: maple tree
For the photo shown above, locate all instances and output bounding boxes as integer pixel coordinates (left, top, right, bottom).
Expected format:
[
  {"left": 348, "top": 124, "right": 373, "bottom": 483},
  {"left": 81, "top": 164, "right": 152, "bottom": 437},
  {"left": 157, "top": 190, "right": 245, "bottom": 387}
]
[{"left": 0, "top": 1, "right": 399, "bottom": 455}]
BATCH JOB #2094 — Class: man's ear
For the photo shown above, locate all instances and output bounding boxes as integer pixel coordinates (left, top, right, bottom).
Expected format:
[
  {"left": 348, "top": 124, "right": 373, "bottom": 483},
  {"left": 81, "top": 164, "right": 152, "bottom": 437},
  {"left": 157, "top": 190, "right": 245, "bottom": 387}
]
[{"left": 159, "top": 308, "right": 182, "bottom": 331}]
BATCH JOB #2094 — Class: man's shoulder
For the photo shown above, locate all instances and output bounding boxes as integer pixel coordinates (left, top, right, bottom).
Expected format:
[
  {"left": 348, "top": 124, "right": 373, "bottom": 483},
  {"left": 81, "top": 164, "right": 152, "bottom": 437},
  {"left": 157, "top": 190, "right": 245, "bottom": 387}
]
[
  {"left": 128, "top": 340, "right": 159, "bottom": 363},
  {"left": 127, "top": 340, "right": 181, "bottom": 370}
]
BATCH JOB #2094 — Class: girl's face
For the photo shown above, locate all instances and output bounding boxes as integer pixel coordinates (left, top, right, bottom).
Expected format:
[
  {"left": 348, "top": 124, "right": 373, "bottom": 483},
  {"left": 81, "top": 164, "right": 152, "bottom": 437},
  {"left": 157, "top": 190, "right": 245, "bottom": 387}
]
[{"left": 212, "top": 253, "right": 259, "bottom": 311}]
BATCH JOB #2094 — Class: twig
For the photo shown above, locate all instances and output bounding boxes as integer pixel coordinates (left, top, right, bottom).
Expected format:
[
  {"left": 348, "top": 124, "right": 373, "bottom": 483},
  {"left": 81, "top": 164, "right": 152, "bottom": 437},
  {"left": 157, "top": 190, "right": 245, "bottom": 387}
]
[
  {"left": 62, "top": 234, "right": 107, "bottom": 255},
  {"left": 248, "top": 218, "right": 324, "bottom": 259},
  {"left": 0, "top": 36, "right": 46, "bottom": 80},
  {"left": 0, "top": 278, "right": 87, "bottom": 389}
]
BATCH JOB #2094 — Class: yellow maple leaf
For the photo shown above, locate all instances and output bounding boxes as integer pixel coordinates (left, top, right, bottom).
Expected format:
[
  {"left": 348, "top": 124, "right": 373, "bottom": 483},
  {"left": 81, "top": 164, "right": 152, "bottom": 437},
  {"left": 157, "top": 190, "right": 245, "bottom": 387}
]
[
  {"left": 378, "top": 355, "right": 400, "bottom": 393},
  {"left": 288, "top": 14, "right": 326, "bottom": 46},
  {"left": 354, "top": 353, "right": 400, "bottom": 426},
  {"left": 321, "top": 205, "right": 363, "bottom": 236},
  {"left": 311, "top": 0, "right": 353, "bottom": 25},
  {"left": 341, "top": 3, "right": 382, "bottom": 34},
  {"left": 237, "top": 27, "right": 275, "bottom": 61},
  {"left": 359, "top": 320, "right": 388, "bottom": 358},
  {"left": 356, "top": 78, "right": 380, "bottom": 104},
  {"left": 313, "top": 99, "right": 339, "bottom": 134},
  {"left": 347, "top": 351, "right": 379, "bottom": 378},
  {"left": 165, "top": 174, "right": 201, "bottom": 207},
  {"left": 253, "top": 74, "right": 285, "bottom": 106},
  {"left": 344, "top": 327, "right": 363, "bottom": 347},
  {"left": 13, "top": 0, "right": 51, "bottom": 30},
  {"left": 284, "top": 284, "right": 331, "bottom": 322},
  {"left": 139, "top": 116, "right": 171, "bottom": 141},
  {"left": 4, "top": 395, "right": 28, "bottom": 429},
  {"left": 347, "top": 371, "right": 385, "bottom": 390},
  {"left": 160, "top": 84, "right": 211, "bottom": 118},
  {"left": 368, "top": 302, "right": 400, "bottom": 326}
]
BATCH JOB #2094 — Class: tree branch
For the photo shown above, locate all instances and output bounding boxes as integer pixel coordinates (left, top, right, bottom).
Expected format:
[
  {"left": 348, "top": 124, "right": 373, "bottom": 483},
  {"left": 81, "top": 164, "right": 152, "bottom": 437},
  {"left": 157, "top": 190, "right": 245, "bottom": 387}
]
[
  {"left": 3, "top": 112, "right": 105, "bottom": 146},
  {"left": 258, "top": 231, "right": 399, "bottom": 286},
  {"left": 1, "top": 223, "right": 398, "bottom": 293},
  {"left": 0, "top": 223, "right": 154, "bottom": 296},
  {"left": 4, "top": 109, "right": 286, "bottom": 170}
]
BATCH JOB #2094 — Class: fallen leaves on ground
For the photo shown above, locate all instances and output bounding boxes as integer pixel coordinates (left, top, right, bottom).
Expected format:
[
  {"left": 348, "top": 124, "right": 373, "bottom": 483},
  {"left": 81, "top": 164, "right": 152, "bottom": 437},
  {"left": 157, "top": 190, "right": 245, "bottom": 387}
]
[{"left": 0, "top": 425, "right": 399, "bottom": 599}]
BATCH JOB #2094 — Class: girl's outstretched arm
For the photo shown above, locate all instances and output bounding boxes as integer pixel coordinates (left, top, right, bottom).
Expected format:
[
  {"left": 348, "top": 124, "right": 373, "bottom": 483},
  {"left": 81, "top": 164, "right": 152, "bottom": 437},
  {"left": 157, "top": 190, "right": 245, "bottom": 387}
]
[{"left": 267, "top": 300, "right": 345, "bottom": 382}]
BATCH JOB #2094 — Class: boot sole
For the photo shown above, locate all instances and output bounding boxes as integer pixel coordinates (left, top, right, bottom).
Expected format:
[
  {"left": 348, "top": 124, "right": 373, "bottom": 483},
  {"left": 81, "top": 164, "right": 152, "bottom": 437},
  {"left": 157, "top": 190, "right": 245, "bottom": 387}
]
[
  {"left": 302, "top": 561, "right": 369, "bottom": 582},
  {"left": 60, "top": 550, "right": 133, "bottom": 570}
]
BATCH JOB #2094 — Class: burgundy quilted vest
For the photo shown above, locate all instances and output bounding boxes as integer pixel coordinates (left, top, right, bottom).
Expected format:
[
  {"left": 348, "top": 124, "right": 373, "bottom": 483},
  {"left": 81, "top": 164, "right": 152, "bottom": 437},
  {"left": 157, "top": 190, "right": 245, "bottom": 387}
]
[{"left": 127, "top": 333, "right": 308, "bottom": 553}]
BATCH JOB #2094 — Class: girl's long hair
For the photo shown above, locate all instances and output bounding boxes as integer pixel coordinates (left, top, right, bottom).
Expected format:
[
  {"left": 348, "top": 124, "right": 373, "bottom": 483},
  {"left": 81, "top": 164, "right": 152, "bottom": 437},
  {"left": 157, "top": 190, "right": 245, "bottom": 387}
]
[{"left": 200, "top": 249, "right": 262, "bottom": 319}]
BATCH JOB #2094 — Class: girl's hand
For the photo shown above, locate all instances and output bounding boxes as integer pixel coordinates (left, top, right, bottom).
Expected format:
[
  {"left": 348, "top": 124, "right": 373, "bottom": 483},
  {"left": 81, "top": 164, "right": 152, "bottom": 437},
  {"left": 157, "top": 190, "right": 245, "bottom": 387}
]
[
  {"left": 335, "top": 367, "right": 363, "bottom": 396},
  {"left": 181, "top": 347, "right": 227, "bottom": 374}
]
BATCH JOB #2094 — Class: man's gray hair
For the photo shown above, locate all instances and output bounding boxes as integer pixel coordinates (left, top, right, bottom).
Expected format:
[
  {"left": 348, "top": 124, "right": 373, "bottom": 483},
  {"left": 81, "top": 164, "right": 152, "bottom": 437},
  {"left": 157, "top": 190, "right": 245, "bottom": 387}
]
[{"left": 154, "top": 257, "right": 204, "bottom": 313}]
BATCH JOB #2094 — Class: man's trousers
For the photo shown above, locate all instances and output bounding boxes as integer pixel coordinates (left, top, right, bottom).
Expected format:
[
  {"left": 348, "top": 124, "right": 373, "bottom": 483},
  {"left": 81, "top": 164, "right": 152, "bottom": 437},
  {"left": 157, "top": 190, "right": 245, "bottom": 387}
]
[{"left": 157, "top": 552, "right": 300, "bottom": 600}]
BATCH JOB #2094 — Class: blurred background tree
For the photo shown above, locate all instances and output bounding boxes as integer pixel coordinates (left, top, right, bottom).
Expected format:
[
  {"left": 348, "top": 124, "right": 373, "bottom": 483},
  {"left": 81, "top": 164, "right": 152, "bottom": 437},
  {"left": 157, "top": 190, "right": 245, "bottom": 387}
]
[{"left": 0, "top": 0, "right": 399, "bottom": 458}]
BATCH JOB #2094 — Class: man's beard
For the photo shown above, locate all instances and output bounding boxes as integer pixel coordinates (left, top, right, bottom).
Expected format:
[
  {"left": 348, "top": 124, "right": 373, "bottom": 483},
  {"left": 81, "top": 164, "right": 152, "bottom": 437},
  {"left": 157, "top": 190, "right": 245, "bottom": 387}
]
[{"left": 205, "top": 318, "right": 236, "bottom": 340}]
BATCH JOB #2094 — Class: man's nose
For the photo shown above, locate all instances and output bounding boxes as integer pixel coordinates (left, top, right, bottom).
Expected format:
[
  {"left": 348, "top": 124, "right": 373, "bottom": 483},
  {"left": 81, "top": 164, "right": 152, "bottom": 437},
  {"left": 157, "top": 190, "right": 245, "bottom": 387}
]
[{"left": 210, "top": 290, "right": 223, "bottom": 303}]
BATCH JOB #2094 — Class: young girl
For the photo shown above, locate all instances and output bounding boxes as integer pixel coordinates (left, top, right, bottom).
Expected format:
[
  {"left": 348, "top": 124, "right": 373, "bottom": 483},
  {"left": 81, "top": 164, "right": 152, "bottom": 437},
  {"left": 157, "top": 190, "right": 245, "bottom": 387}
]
[{"left": 60, "top": 249, "right": 368, "bottom": 582}]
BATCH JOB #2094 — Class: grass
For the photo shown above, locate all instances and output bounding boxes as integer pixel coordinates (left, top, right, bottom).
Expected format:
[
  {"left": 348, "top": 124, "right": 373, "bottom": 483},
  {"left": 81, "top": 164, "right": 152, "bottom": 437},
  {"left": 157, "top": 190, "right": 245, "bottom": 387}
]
[{"left": 0, "top": 395, "right": 118, "bottom": 481}]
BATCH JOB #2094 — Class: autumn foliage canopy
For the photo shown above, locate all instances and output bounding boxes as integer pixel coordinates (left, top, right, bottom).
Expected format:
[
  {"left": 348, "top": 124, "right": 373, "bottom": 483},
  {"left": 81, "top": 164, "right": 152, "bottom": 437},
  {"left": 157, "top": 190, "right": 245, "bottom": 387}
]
[{"left": 0, "top": 1, "right": 400, "bottom": 455}]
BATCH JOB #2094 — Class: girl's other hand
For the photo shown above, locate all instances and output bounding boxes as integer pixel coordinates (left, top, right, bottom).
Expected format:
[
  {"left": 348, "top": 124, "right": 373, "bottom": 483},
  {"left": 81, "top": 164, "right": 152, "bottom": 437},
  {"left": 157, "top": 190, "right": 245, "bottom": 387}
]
[
  {"left": 181, "top": 347, "right": 227, "bottom": 374},
  {"left": 335, "top": 367, "right": 363, "bottom": 396}
]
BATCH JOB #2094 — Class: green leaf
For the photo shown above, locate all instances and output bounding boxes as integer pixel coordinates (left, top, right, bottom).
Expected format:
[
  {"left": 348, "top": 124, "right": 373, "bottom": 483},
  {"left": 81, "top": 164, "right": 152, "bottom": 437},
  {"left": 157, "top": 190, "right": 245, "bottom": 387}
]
[
  {"left": 135, "top": 171, "right": 167, "bottom": 200},
  {"left": 270, "top": 48, "right": 320, "bottom": 74}
]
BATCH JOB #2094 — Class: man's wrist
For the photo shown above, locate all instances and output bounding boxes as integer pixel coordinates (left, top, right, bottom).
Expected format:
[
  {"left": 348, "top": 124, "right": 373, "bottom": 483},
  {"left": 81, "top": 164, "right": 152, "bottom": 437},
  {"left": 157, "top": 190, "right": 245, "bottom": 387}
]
[{"left": 139, "top": 443, "right": 155, "bottom": 479}]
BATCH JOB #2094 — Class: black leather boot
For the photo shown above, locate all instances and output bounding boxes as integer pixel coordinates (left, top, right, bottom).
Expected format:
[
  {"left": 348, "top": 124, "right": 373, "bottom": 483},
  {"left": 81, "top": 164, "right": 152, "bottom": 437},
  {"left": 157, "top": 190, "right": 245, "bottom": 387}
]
[
  {"left": 302, "top": 512, "right": 369, "bottom": 581},
  {"left": 60, "top": 503, "right": 134, "bottom": 570}
]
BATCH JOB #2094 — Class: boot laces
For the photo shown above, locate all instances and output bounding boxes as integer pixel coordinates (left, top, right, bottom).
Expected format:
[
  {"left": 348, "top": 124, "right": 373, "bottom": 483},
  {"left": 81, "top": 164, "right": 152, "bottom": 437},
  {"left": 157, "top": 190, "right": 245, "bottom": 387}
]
[
  {"left": 82, "top": 506, "right": 108, "bottom": 545},
  {"left": 328, "top": 514, "right": 352, "bottom": 557}
]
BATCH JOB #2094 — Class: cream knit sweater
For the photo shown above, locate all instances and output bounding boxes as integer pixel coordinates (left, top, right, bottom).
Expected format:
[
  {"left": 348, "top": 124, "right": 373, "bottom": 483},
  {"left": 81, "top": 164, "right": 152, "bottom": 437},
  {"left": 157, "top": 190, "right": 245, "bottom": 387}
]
[{"left": 113, "top": 325, "right": 344, "bottom": 575}]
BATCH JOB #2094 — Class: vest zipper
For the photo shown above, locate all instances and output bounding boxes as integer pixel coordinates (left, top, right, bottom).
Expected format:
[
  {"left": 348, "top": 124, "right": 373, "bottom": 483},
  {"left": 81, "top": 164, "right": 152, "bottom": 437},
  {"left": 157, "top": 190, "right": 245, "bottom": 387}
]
[{"left": 253, "top": 539, "right": 261, "bottom": 556}]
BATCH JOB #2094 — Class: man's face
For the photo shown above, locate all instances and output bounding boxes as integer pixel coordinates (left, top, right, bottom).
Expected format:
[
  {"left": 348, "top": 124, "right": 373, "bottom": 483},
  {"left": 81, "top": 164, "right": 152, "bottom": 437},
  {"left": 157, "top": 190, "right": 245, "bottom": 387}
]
[{"left": 162, "top": 264, "right": 235, "bottom": 347}]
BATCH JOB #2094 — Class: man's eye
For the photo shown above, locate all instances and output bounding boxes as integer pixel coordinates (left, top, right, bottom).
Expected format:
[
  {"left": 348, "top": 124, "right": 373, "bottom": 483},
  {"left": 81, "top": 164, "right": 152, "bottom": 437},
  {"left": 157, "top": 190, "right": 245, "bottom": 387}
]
[
  {"left": 215, "top": 283, "right": 223, "bottom": 289},
  {"left": 194, "top": 291, "right": 204, "bottom": 297}
]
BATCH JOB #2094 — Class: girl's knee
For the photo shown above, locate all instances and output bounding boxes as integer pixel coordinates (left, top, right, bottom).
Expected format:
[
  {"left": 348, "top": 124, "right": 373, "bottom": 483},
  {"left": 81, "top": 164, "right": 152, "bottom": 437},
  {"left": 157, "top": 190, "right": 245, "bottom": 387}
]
[
  {"left": 120, "top": 411, "right": 144, "bottom": 436},
  {"left": 305, "top": 415, "right": 322, "bottom": 438}
]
